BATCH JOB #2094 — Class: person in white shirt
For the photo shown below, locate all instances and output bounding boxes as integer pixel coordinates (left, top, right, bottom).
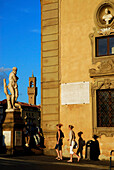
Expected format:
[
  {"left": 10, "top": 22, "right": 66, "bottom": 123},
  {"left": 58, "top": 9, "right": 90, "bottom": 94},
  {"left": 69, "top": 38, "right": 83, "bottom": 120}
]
[{"left": 67, "top": 125, "right": 80, "bottom": 162}]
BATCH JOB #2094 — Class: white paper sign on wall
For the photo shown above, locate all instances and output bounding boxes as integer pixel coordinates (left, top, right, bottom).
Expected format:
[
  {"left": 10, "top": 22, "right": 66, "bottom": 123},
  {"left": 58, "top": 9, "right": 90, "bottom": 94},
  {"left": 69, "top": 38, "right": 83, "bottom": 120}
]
[
  {"left": 3, "top": 131, "right": 11, "bottom": 146},
  {"left": 61, "top": 82, "right": 90, "bottom": 105}
]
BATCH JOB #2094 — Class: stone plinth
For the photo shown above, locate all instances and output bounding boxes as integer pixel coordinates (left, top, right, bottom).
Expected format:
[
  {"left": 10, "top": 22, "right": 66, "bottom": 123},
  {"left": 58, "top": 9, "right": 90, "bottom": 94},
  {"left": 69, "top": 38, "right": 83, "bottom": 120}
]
[{"left": 2, "top": 109, "right": 24, "bottom": 155}]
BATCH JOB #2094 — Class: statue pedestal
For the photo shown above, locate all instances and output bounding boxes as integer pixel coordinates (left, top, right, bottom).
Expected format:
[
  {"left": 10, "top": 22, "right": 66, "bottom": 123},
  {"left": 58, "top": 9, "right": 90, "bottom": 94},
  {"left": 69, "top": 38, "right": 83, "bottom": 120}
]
[{"left": 2, "top": 109, "right": 24, "bottom": 155}]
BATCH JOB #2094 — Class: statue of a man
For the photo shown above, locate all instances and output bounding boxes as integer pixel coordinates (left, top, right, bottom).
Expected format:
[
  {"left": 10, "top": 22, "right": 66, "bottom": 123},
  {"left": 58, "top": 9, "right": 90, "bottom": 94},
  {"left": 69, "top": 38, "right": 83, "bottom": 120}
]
[
  {"left": 8, "top": 67, "right": 19, "bottom": 109},
  {"left": 4, "top": 67, "right": 19, "bottom": 110},
  {"left": 102, "top": 8, "right": 113, "bottom": 25}
]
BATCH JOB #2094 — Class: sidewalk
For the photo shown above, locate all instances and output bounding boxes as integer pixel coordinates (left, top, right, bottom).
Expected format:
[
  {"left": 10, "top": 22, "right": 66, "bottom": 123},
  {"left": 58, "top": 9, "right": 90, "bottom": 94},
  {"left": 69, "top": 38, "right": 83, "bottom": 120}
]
[{"left": 0, "top": 154, "right": 114, "bottom": 170}]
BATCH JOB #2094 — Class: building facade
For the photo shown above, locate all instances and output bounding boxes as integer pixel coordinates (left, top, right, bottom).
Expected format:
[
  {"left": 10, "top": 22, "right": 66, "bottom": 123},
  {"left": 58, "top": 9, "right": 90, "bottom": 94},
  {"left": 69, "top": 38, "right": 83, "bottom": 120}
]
[
  {"left": 40, "top": 0, "right": 114, "bottom": 159},
  {"left": 15, "top": 102, "right": 41, "bottom": 128},
  {"left": 0, "top": 100, "right": 41, "bottom": 128}
]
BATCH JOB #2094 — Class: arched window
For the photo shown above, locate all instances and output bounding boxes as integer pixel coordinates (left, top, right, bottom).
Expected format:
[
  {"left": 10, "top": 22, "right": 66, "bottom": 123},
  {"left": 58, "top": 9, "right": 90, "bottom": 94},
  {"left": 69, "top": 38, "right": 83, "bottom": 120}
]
[{"left": 30, "top": 81, "right": 34, "bottom": 87}]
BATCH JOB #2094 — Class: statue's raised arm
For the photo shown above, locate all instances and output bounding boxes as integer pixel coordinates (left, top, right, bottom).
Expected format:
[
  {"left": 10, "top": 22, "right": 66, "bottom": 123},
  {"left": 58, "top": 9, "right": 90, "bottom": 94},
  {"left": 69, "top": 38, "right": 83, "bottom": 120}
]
[{"left": 3, "top": 67, "right": 19, "bottom": 110}]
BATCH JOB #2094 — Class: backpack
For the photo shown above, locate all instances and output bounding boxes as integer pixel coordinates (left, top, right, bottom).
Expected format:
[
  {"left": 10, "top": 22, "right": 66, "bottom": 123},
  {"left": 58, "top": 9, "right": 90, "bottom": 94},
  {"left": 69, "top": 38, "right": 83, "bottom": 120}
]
[{"left": 73, "top": 141, "right": 78, "bottom": 149}]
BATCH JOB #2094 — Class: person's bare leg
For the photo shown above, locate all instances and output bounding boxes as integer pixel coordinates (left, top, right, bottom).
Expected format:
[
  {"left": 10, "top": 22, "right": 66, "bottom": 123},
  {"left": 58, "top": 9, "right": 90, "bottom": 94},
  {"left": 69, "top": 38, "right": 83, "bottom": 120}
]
[
  {"left": 25, "top": 137, "right": 27, "bottom": 144},
  {"left": 67, "top": 154, "right": 73, "bottom": 162},
  {"left": 70, "top": 154, "right": 73, "bottom": 162},
  {"left": 27, "top": 136, "right": 30, "bottom": 145},
  {"left": 59, "top": 150, "right": 62, "bottom": 160},
  {"left": 73, "top": 152, "right": 80, "bottom": 162},
  {"left": 25, "top": 137, "right": 29, "bottom": 147},
  {"left": 56, "top": 149, "right": 60, "bottom": 159}
]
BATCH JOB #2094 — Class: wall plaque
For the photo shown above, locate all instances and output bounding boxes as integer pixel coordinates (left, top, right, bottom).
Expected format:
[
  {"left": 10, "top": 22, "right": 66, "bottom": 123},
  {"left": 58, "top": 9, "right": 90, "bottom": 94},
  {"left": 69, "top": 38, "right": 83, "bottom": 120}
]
[
  {"left": 3, "top": 131, "right": 11, "bottom": 146},
  {"left": 15, "top": 131, "right": 22, "bottom": 146},
  {"left": 61, "top": 82, "right": 90, "bottom": 105}
]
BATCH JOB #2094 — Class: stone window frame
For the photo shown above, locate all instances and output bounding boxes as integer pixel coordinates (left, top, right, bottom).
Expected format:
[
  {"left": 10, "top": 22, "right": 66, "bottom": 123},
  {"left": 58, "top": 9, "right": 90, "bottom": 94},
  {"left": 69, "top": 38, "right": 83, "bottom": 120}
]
[
  {"left": 89, "top": 30, "right": 114, "bottom": 64},
  {"left": 91, "top": 76, "right": 114, "bottom": 137}
]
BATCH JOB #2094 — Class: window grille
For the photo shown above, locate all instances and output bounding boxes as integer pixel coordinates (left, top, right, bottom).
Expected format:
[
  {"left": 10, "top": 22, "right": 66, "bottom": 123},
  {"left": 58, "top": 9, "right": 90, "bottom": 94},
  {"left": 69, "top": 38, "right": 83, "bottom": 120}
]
[{"left": 97, "top": 89, "right": 114, "bottom": 127}]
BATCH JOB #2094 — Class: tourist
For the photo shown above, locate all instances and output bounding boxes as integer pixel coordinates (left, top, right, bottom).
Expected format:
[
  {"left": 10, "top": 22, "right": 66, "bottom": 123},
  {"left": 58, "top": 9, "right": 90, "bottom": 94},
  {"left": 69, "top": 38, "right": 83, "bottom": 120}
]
[
  {"left": 67, "top": 125, "right": 80, "bottom": 162},
  {"left": 55, "top": 123, "right": 64, "bottom": 160},
  {"left": 77, "top": 131, "right": 85, "bottom": 159},
  {"left": 23, "top": 121, "right": 30, "bottom": 147}
]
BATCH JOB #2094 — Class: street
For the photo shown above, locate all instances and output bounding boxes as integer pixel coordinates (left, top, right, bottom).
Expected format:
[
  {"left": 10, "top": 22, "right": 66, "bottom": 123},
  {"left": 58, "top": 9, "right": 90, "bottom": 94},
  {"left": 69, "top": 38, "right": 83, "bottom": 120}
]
[{"left": 0, "top": 156, "right": 113, "bottom": 170}]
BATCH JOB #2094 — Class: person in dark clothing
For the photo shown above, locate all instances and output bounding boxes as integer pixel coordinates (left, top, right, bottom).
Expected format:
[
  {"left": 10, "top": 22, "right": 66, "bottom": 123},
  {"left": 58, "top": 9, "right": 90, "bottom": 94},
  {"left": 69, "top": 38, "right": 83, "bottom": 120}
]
[
  {"left": 37, "top": 127, "right": 46, "bottom": 148},
  {"left": 77, "top": 131, "right": 85, "bottom": 159},
  {"left": 30, "top": 124, "right": 46, "bottom": 148},
  {"left": 92, "top": 135, "right": 100, "bottom": 161},
  {"left": 55, "top": 123, "right": 64, "bottom": 160},
  {"left": 23, "top": 121, "right": 30, "bottom": 147}
]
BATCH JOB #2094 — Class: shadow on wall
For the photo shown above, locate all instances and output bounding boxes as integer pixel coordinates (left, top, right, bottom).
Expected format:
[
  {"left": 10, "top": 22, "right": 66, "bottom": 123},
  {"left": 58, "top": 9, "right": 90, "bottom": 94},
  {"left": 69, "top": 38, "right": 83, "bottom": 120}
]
[{"left": 85, "top": 135, "right": 100, "bottom": 161}]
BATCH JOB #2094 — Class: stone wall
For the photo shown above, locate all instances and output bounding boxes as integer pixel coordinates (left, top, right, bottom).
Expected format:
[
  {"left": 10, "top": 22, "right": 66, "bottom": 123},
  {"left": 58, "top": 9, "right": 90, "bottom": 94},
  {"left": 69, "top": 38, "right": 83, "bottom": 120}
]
[
  {"left": 41, "top": 0, "right": 60, "bottom": 154},
  {"left": 60, "top": 0, "right": 114, "bottom": 159},
  {"left": 41, "top": 0, "right": 114, "bottom": 159}
]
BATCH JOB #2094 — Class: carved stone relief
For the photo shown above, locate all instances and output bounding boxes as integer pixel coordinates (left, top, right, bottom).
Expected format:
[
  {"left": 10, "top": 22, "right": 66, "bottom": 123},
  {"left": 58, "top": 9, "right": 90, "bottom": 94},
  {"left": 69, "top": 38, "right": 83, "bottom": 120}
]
[
  {"left": 94, "top": 0, "right": 114, "bottom": 29},
  {"left": 89, "top": 59, "right": 114, "bottom": 77}
]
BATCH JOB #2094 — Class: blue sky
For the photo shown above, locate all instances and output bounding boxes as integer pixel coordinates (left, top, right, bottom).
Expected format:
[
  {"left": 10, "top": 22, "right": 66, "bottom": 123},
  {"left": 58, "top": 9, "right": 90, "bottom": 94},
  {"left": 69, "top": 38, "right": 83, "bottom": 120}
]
[{"left": 0, "top": 0, "right": 41, "bottom": 104}]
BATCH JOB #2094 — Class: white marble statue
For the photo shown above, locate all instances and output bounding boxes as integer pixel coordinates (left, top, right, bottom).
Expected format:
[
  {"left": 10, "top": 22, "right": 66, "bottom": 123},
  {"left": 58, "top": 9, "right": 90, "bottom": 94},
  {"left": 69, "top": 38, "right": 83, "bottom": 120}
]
[
  {"left": 102, "top": 8, "right": 113, "bottom": 25},
  {"left": 4, "top": 67, "right": 19, "bottom": 110}
]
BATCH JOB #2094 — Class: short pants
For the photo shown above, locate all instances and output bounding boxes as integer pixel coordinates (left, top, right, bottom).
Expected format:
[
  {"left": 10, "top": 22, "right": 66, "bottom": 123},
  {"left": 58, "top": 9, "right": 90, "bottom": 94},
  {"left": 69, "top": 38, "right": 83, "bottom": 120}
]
[
  {"left": 70, "top": 140, "right": 75, "bottom": 154},
  {"left": 55, "top": 144, "right": 62, "bottom": 151}
]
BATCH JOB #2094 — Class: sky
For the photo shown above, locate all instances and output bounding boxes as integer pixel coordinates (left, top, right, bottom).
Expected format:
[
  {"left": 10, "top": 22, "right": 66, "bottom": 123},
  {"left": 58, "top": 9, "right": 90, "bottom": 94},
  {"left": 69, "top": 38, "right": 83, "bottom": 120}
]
[{"left": 0, "top": 0, "right": 41, "bottom": 104}]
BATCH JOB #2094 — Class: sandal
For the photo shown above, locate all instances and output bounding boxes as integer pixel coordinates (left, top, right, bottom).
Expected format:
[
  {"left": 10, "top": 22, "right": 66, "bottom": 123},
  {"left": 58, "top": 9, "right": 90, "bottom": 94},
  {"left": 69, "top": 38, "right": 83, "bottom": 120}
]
[
  {"left": 59, "top": 158, "right": 63, "bottom": 160},
  {"left": 67, "top": 160, "right": 72, "bottom": 162}
]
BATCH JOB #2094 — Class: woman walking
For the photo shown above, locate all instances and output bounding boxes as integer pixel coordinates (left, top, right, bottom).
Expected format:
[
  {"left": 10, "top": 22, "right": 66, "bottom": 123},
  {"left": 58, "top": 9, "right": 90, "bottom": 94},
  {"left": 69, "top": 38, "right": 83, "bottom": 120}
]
[
  {"left": 55, "top": 123, "right": 64, "bottom": 160},
  {"left": 67, "top": 125, "right": 80, "bottom": 162}
]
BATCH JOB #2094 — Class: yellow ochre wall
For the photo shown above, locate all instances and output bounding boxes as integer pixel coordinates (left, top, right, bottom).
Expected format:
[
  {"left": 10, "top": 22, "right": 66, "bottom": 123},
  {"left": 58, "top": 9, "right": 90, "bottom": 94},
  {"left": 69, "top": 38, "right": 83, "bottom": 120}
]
[
  {"left": 41, "top": 0, "right": 114, "bottom": 159},
  {"left": 41, "top": 0, "right": 60, "bottom": 155}
]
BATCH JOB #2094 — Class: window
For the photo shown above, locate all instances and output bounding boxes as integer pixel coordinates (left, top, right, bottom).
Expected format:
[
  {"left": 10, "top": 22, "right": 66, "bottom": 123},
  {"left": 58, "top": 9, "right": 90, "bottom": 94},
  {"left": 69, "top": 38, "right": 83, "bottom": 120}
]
[
  {"left": 96, "top": 36, "right": 114, "bottom": 57},
  {"left": 30, "top": 81, "right": 34, "bottom": 88},
  {"left": 97, "top": 89, "right": 114, "bottom": 127}
]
